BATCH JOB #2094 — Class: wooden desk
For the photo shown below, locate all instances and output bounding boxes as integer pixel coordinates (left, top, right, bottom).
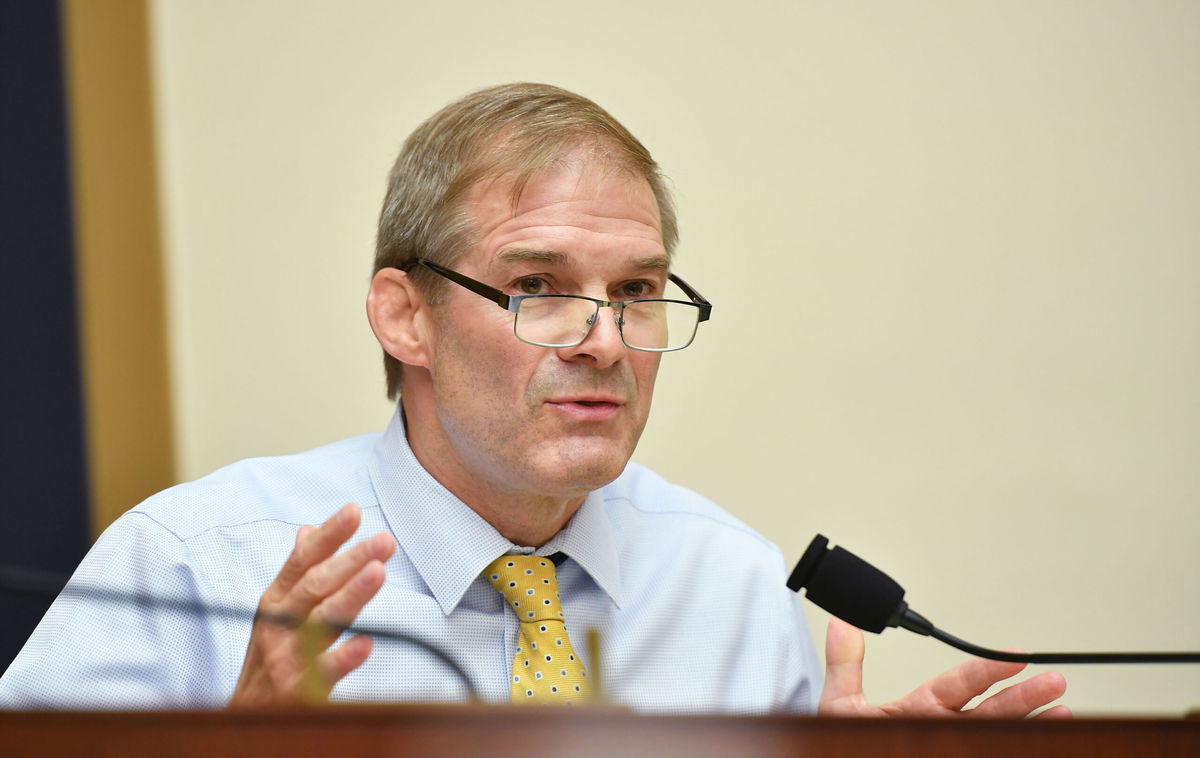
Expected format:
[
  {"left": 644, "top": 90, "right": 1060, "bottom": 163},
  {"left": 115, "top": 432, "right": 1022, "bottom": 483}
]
[{"left": 3, "top": 706, "right": 1198, "bottom": 757}]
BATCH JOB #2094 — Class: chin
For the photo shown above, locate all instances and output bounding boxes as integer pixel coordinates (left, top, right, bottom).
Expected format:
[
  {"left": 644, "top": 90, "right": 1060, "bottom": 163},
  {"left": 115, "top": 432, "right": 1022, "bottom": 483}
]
[{"left": 533, "top": 441, "right": 633, "bottom": 495}]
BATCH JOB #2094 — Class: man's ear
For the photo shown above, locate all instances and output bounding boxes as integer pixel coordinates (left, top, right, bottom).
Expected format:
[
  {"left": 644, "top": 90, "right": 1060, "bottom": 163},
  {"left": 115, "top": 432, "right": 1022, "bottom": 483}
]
[{"left": 367, "top": 267, "right": 433, "bottom": 369}]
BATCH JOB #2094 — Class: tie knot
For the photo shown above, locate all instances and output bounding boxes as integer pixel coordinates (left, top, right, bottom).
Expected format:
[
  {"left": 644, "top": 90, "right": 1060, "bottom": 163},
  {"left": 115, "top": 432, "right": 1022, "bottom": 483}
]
[{"left": 485, "top": 555, "right": 565, "bottom": 623}]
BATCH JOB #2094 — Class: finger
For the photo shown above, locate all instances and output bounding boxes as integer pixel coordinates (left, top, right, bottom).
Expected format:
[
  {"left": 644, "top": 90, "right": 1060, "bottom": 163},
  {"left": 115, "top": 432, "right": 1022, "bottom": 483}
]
[
  {"left": 285, "top": 634, "right": 374, "bottom": 704},
  {"left": 969, "top": 671, "right": 1067, "bottom": 719},
  {"left": 270, "top": 503, "right": 363, "bottom": 598},
  {"left": 316, "top": 634, "right": 374, "bottom": 691},
  {"left": 282, "top": 532, "right": 395, "bottom": 620},
  {"left": 311, "top": 559, "right": 388, "bottom": 631},
  {"left": 1033, "top": 704, "right": 1073, "bottom": 720},
  {"left": 819, "top": 617, "right": 868, "bottom": 713},
  {"left": 925, "top": 654, "right": 1027, "bottom": 711}
]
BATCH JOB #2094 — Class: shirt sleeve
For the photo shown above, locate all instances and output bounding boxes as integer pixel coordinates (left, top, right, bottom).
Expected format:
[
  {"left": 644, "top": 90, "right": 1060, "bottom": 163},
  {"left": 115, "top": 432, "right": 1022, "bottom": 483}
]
[
  {"left": 0, "top": 512, "right": 233, "bottom": 709},
  {"left": 776, "top": 586, "right": 825, "bottom": 714}
]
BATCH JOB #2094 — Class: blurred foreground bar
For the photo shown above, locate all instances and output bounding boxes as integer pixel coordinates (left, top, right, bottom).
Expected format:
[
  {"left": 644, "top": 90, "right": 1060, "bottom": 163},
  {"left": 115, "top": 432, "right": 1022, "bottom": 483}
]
[{"left": 1, "top": 706, "right": 1198, "bottom": 758}]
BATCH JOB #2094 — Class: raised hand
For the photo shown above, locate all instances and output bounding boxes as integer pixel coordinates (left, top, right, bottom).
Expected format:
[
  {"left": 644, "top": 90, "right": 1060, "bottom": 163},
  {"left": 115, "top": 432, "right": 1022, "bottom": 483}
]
[
  {"left": 230, "top": 503, "right": 396, "bottom": 706},
  {"left": 819, "top": 618, "right": 1071, "bottom": 718}
]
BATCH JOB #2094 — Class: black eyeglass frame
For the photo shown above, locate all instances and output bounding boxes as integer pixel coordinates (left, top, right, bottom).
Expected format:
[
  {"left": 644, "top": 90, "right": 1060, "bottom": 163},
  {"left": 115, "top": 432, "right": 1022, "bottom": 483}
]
[{"left": 402, "top": 258, "right": 713, "bottom": 352}]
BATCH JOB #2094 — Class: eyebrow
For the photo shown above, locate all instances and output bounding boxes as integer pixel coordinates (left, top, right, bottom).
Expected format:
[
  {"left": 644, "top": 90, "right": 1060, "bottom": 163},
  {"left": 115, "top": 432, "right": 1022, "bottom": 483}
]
[
  {"left": 634, "top": 255, "right": 671, "bottom": 271},
  {"left": 497, "top": 248, "right": 568, "bottom": 265},
  {"left": 497, "top": 248, "right": 671, "bottom": 272}
]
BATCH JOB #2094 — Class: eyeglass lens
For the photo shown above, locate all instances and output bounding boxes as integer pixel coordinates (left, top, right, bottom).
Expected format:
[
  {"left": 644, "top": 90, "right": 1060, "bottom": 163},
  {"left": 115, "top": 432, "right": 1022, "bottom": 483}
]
[{"left": 515, "top": 297, "right": 699, "bottom": 351}]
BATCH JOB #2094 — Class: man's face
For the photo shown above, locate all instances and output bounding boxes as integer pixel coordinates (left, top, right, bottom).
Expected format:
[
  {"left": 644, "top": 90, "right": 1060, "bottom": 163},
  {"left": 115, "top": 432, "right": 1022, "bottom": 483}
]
[{"left": 408, "top": 156, "right": 666, "bottom": 507}]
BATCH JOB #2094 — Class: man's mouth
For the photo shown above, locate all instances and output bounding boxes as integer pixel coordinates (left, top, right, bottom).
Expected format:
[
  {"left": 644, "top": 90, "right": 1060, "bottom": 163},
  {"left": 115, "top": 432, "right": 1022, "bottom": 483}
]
[{"left": 545, "top": 396, "right": 624, "bottom": 419}]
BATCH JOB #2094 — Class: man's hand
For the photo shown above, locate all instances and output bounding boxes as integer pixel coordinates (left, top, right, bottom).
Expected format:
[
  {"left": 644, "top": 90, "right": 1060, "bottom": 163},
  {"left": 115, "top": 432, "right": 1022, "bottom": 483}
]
[
  {"left": 819, "top": 618, "right": 1071, "bottom": 718},
  {"left": 230, "top": 502, "right": 396, "bottom": 707}
]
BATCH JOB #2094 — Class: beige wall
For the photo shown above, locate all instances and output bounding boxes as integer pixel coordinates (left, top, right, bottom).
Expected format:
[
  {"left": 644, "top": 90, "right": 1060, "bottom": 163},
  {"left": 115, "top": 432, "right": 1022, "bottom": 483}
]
[{"left": 148, "top": 0, "right": 1199, "bottom": 715}]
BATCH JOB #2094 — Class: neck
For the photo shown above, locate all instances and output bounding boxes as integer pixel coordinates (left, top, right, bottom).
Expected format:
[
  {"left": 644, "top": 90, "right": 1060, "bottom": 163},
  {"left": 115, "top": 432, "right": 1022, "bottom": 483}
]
[{"left": 471, "top": 493, "right": 585, "bottom": 547}]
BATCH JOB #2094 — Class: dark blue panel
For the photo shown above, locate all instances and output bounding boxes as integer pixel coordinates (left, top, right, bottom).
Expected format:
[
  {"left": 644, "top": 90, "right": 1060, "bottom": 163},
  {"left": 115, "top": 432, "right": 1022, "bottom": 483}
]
[{"left": 0, "top": 0, "right": 93, "bottom": 670}]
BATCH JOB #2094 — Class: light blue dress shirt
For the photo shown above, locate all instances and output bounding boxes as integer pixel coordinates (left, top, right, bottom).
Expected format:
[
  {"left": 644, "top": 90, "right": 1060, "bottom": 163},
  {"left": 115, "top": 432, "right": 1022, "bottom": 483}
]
[{"left": 0, "top": 409, "right": 821, "bottom": 713}]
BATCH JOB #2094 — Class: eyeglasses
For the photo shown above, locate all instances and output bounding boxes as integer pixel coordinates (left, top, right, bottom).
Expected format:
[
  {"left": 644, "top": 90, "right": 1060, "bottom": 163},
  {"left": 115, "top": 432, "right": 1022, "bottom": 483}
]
[{"left": 405, "top": 258, "right": 712, "bottom": 352}]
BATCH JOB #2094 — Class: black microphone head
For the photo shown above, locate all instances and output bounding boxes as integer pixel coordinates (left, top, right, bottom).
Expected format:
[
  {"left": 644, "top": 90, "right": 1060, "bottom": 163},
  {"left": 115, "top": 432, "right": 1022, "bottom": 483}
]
[
  {"left": 787, "top": 535, "right": 906, "bottom": 634},
  {"left": 787, "top": 534, "right": 829, "bottom": 592}
]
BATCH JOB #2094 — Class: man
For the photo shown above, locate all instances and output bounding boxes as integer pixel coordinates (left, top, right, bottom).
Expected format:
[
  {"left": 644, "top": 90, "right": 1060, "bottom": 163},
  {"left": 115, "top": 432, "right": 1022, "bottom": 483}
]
[{"left": 1, "top": 83, "right": 1067, "bottom": 716}]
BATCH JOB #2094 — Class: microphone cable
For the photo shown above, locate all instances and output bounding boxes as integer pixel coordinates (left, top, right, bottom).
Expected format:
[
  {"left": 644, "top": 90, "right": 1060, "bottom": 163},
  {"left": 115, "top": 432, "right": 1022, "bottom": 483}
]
[
  {"left": 789, "top": 535, "right": 1200, "bottom": 665},
  {"left": 0, "top": 563, "right": 482, "bottom": 699}
]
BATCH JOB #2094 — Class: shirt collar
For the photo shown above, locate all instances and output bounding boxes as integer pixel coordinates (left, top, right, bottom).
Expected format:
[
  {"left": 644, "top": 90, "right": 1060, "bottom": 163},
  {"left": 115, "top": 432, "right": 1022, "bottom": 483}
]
[
  {"left": 368, "top": 407, "right": 623, "bottom": 614},
  {"left": 541, "top": 489, "right": 622, "bottom": 608}
]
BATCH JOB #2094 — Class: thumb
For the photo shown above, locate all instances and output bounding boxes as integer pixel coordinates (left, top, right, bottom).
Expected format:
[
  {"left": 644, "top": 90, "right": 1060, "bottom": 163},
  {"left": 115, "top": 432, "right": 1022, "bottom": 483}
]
[{"left": 820, "top": 617, "right": 867, "bottom": 712}]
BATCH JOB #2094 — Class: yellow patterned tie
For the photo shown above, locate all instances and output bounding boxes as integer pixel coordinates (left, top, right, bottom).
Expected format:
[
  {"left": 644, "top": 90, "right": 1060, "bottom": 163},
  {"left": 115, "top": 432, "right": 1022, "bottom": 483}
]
[{"left": 485, "top": 555, "right": 590, "bottom": 705}]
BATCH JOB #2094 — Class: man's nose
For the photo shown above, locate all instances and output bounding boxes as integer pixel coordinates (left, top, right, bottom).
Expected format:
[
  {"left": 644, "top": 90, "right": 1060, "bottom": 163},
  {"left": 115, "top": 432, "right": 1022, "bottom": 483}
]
[{"left": 557, "top": 306, "right": 627, "bottom": 368}]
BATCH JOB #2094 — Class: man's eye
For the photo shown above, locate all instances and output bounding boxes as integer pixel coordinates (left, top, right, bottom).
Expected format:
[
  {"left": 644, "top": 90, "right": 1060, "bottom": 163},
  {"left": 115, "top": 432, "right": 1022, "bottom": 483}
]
[
  {"left": 517, "top": 277, "right": 548, "bottom": 295},
  {"left": 617, "top": 281, "right": 653, "bottom": 299}
]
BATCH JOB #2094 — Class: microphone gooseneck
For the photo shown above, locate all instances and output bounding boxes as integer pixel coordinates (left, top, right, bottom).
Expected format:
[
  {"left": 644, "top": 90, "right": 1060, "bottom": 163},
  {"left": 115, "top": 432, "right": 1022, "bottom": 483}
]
[
  {"left": 0, "top": 564, "right": 482, "bottom": 698},
  {"left": 788, "top": 535, "right": 1200, "bottom": 665}
]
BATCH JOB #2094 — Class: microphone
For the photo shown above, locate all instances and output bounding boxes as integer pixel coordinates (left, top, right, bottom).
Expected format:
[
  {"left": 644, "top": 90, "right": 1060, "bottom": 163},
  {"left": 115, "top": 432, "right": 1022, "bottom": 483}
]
[{"left": 788, "top": 535, "right": 1200, "bottom": 664}]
